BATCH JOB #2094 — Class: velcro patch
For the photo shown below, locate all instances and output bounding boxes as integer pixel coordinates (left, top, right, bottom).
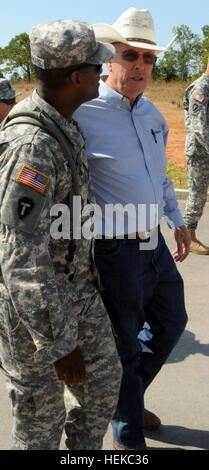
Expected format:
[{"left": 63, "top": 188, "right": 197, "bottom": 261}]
[
  {"left": 193, "top": 94, "right": 204, "bottom": 103},
  {"left": 16, "top": 165, "right": 50, "bottom": 193}
]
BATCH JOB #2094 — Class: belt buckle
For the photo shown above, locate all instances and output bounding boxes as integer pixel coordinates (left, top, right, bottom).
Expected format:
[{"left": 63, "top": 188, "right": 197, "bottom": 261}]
[
  {"left": 138, "top": 231, "right": 150, "bottom": 240},
  {"left": 139, "top": 227, "right": 155, "bottom": 240}
]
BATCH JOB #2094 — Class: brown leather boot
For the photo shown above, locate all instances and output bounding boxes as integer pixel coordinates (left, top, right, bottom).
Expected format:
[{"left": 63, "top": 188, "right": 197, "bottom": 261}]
[
  {"left": 144, "top": 409, "right": 161, "bottom": 430},
  {"left": 188, "top": 229, "right": 209, "bottom": 255}
]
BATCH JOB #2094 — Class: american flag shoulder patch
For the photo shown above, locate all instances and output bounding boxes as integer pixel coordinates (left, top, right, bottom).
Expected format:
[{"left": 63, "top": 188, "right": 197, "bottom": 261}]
[
  {"left": 16, "top": 165, "right": 50, "bottom": 193},
  {"left": 193, "top": 94, "right": 204, "bottom": 103}
]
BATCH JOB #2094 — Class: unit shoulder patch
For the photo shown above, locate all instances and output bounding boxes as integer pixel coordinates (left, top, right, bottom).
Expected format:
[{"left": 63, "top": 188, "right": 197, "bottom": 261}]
[
  {"left": 18, "top": 197, "right": 34, "bottom": 219},
  {"left": 16, "top": 165, "right": 50, "bottom": 193}
]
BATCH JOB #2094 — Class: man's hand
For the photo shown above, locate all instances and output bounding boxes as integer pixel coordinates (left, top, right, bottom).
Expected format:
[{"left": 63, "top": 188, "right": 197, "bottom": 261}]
[
  {"left": 53, "top": 346, "right": 86, "bottom": 387},
  {"left": 172, "top": 225, "right": 190, "bottom": 262}
]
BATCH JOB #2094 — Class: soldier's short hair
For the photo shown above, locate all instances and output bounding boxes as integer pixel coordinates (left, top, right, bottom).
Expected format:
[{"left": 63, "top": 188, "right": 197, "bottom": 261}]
[{"left": 33, "top": 65, "right": 75, "bottom": 89}]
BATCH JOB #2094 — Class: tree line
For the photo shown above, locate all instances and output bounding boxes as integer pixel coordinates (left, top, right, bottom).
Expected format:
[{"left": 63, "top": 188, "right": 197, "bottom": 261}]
[
  {"left": 0, "top": 24, "right": 209, "bottom": 82},
  {"left": 153, "top": 24, "right": 209, "bottom": 81}
]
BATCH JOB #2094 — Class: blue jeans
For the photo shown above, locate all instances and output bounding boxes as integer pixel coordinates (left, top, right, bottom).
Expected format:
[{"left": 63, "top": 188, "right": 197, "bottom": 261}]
[{"left": 95, "top": 228, "right": 188, "bottom": 449}]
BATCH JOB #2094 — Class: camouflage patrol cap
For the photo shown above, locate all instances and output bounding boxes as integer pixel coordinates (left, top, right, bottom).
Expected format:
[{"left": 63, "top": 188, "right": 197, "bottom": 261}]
[
  {"left": 30, "top": 19, "right": 115, "bottom": 70},
  {"left": 0, "top": 78, "right": 21, "bottom": 100}
]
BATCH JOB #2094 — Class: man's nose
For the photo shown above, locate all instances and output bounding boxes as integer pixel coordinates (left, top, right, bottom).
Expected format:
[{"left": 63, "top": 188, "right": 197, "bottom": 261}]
[{"left": 134, "top": 55, "right": 145, "bottom": 68}]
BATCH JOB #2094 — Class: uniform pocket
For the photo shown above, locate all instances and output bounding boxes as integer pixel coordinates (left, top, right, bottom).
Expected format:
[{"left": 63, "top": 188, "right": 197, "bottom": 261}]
[
  {"left": 1, "top": 298, "right": 36, "bottom": 365},
  {"left": 10, "top": 387, "right": 36, "bottom": 418}
]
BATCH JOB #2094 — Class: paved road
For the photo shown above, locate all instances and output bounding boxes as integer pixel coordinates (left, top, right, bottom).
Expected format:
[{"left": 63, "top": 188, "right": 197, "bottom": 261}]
[{"left": 0, "top": 200, "right": 209, "bottom": 450}]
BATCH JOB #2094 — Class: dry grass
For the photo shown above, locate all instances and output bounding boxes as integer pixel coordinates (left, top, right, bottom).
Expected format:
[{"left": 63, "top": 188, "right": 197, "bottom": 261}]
[
  {"left": 145, "top": 79, "right": 191, "bottom": 108},
  {"left": 13, "top": 78, "right": 191, "bottom": 107},
  {"left": 13, "top": 78, "right": 191, "bottom": 104},
  {"left": 12, "top": 79, "right": 35, "bottom": 103}
]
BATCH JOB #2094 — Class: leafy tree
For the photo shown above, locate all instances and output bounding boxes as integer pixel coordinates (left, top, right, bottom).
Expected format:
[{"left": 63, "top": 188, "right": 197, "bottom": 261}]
[
  {"left": 152, "top": 24, "right": 203, "bottom": 81},
  {"left": 153, "top": 48, "right": 179, "bottom": 82},
  {"left": 0, "top": 47, "right": 4, "bottom": 77},
  {"left": 10, "top": 71, "right": 22, "bottom": 82},
  {"left": 1, "top": 33, "right": 34, "bottom": 81},
  {"left": 200, "top": 25, "right": 209, "bottom": 72},
  {"left": 172, "top": 24, "right": 202, "bottom": 80}
]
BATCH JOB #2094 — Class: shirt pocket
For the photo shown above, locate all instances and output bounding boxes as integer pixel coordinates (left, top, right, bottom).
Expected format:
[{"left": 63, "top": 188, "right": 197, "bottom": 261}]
[{"left": 146, "top": 128, "right": 167, "bottom": 173}]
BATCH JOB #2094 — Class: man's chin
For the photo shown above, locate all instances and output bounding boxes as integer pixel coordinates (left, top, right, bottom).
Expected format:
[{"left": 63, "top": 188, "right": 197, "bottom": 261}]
[{"left": 131, "top": 80, "right": 145, "bottom": 92}]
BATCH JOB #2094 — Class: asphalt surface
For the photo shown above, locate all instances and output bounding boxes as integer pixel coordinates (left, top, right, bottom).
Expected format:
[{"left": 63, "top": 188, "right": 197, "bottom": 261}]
[{"left": 0, "top": 200, "right": 209, "bottom": 451}]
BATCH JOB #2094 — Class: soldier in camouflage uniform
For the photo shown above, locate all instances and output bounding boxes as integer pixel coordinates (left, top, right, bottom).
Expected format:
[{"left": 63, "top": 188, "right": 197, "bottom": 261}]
[
  {"left": 183, "top": 57, "right": 209, "bottom": 254},
  {"left": 0, "top": 20, "right": 121, "bottom": 450},
  {"left": 0, "top": 78, "right": 21, "bottom": 122}
]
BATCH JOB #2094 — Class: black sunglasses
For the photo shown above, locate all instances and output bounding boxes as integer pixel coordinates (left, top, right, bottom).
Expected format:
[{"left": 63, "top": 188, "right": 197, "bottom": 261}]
[{"left": 121, "top": 50, "right": 157, "bottom": 65}]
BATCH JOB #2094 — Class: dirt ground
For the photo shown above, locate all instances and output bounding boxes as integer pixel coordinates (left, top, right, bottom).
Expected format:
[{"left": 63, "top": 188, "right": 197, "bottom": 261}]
[{"left": 155, "top": 102, "right": 186, "bottom": 167}]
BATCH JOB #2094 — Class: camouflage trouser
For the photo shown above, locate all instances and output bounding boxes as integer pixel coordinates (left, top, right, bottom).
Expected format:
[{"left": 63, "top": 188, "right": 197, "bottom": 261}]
[
  {"left": 184, "top": 155, "right": 209, "bottom": 229},
  {"left": 0, "top": 292, "right": 121, "bottom": 450},
  {"left": 4, "top": 366, "right": 65, "bottom": 450},
  {"left": 64, "top": 292, "right": 122, "bottom": 450},
  {"left": 0, "top": 294, "right": 66, "bottom": 450}
]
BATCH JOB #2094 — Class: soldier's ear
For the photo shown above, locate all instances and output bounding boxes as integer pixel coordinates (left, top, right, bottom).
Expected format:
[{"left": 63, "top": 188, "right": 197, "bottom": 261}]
[{"left": 70, "top": 71, "right": 80, "bottom": 86}]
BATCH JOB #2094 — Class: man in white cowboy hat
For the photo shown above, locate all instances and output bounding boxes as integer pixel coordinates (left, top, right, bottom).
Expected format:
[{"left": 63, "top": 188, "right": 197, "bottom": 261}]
[{"left": 73, "top": 8, "right": 190, "bottom": 450}]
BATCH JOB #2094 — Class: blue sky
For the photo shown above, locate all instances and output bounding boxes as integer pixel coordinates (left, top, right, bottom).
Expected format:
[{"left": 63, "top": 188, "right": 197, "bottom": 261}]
[{"left": 0, "top": 0, "right": 208, "bottom": 48}]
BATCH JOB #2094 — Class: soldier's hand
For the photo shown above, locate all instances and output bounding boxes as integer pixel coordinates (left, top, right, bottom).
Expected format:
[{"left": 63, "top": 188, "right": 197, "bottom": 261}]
[
  {"left": 173, "top": 225, "right": 191, "bottom": 262},
  {"left": 53, "top": 346, "right": 86, "bottom": 387}
]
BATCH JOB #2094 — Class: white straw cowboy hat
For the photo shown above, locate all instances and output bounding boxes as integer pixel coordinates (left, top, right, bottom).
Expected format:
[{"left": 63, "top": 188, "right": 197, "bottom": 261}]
[{"left": 93, "top": 8, "right": 177, "bottom": 55}]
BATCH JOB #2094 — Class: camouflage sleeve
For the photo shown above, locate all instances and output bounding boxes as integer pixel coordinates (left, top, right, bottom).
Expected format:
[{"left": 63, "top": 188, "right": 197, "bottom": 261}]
[
  {"left": 0, "top": 140, "right": 77, "bottom": 367},
  {"left": 186, "top": 83, "right": 209, "bottom": 155}
]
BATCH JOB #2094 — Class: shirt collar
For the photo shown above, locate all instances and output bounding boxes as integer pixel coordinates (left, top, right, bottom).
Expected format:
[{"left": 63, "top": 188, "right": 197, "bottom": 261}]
[
  {"left": 99, "top": 79, "right": 143, "bottom": 110},
  {"left": 99, "top": 79, "right": 131, "bottom": 110}
]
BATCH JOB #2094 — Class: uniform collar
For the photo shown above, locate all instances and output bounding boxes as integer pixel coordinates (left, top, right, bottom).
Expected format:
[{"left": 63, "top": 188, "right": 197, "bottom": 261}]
[{"left": 32, "top": 89, "right": 82, "bottom": 147}]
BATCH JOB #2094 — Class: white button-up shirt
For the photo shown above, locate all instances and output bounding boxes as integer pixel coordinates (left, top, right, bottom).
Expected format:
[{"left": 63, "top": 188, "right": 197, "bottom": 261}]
[{"left": 74, "top": 79, "right": 184, "bottom": 236}]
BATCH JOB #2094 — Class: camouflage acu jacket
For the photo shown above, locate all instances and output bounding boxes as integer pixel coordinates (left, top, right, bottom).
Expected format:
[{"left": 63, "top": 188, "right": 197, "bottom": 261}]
[
  {"left": 0, "top": 90, "right": 97, "bottom": 367},
  {"left": 183, "top": 74, "right": 209, "bottom": 157}
]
